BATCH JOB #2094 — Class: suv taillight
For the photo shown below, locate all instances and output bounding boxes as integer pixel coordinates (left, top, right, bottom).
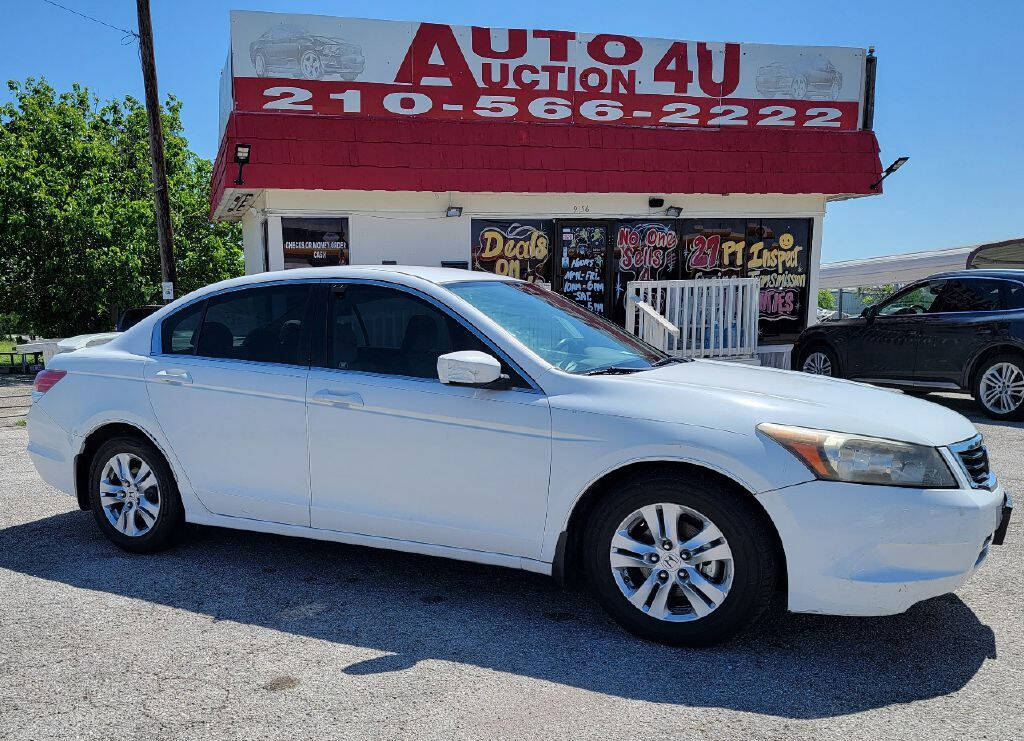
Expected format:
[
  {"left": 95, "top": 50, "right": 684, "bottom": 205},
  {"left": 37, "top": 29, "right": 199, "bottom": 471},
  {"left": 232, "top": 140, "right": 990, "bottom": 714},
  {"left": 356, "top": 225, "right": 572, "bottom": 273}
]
[{"left": 33, "top": 369, "right": 66, "bottom": 394}]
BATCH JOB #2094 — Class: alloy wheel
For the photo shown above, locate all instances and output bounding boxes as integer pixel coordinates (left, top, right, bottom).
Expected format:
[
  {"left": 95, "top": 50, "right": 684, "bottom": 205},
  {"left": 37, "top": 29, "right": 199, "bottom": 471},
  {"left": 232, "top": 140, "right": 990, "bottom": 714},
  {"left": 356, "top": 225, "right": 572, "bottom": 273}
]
[
  {"left": 802, "top": 351, "right": 833, "bottom": 375},
  {"left": 99, "top": 453, "right": 161, "bottom": 537},
  {"left": 979, "top": 362, "right": 1024, "bottom": 414},
  {"left": 301, "top": 52, "right": 323, "bottom": 79},
  {"left": 609, "top": 503, "right": 734, "bottom": 622}
]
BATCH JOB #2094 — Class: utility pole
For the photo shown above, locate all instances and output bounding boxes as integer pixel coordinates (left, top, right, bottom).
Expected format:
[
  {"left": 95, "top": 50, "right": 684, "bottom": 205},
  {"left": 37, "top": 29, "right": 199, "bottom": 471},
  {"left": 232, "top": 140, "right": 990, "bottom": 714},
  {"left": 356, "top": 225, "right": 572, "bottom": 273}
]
[{"left": 135, "top": 0, "right": 176, "bottom": 302}]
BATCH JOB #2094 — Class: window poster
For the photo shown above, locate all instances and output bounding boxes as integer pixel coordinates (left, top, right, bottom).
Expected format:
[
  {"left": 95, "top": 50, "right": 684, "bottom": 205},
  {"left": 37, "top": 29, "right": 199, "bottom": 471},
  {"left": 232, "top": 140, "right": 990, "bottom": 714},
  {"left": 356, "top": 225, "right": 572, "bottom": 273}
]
[
  {"left": 559, "top": 224, "right": 608, "bottom": 316},
  {"left": 281, "top": 217, "right": 350, "bottom": 269},
  {"left": 612, "top": 220, "right": 680, "bottom": 324},
  {"left": 679, "top": 218, "right": 812, "bottom": 343},
  {"left": 470, "top": 220, "right": 553, "bottom": 285}
]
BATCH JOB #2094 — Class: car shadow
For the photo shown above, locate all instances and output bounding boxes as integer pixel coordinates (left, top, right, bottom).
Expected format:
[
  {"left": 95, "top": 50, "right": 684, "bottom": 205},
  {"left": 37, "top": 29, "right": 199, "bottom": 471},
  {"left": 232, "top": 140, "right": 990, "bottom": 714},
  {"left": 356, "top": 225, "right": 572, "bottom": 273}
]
[{"left": 0, "top": 511, "right": 997, "bottom": 719}]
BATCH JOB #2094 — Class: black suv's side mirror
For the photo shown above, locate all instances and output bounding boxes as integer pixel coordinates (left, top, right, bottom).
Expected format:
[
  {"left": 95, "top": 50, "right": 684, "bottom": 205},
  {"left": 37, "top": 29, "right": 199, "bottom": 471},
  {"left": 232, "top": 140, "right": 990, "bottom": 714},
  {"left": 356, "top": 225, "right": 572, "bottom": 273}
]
[{"left": 861, "top": 305, "right": 879, "bottom": 322}]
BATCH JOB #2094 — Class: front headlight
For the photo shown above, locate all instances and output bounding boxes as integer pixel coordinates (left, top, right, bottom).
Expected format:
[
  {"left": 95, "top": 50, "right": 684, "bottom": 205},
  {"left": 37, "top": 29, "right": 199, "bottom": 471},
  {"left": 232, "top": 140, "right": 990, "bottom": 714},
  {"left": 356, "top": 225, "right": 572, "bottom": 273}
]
[{"left": 757, "top": 423, "right": 957, "bottom": 488}]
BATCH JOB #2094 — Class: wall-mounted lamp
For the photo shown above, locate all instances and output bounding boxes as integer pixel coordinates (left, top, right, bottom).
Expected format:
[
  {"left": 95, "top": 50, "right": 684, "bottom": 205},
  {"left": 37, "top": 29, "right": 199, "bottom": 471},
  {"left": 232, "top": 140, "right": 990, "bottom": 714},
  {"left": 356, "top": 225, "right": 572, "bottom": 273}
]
[
  {"left": 445, "top": 206, "right": 463, "bottom": 218},
  {"left": 233, "top": 143, "right": 251, "bottom": 185},
  {"left": 870, "top": 156, "right": 909, "bottom": 190},
  {"left": 666, "top": 206, "right": 682, "bottom": 218},
  {"left": 648, "top": 197, "right": 665, "bottom": 208}
]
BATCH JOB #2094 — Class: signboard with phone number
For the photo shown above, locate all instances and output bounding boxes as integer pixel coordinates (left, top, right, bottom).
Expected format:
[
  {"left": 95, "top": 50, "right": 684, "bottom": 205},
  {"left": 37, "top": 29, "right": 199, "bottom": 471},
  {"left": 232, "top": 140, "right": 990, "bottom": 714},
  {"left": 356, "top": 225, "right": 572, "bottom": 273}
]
[{"left": 229, "top": 12, "right": 866, "bottom": 131}]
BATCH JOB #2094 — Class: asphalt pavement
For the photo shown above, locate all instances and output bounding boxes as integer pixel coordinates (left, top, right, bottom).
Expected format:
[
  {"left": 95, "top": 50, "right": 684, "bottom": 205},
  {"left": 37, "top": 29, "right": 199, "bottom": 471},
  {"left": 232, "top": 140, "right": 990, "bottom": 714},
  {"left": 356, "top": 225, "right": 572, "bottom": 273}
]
[{"left": 0, "top": 392, "right": 1021, "bottom": 740}]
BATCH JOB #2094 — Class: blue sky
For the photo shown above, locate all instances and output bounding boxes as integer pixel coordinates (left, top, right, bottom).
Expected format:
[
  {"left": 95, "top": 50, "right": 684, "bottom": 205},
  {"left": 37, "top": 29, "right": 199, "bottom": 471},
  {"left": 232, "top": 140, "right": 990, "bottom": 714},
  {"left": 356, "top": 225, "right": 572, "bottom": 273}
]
[{"left": 3, "top": 0, "right": 1022, "bottom": 263}]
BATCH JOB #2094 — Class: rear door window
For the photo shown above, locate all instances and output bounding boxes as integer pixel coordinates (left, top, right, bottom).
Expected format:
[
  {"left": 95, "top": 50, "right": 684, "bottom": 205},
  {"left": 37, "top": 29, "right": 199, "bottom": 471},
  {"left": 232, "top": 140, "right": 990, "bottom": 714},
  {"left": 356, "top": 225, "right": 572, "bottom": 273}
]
[
  {"left": 160, "top": 300, "right": 205, "bottom": 355},
  {"left": 929, "top": 279, "right": 1005, "bottom": 313},
  {"left": 195, "top": 284, "right": 312, "bottom": 365}
]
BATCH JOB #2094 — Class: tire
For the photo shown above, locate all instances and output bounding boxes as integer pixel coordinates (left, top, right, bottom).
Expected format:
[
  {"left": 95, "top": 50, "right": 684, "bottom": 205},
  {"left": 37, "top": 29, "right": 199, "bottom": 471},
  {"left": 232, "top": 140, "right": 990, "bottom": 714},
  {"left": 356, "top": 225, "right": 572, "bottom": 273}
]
[
  {"left": 253, "top": 52, "right": 268, "bottom": 77},
  {"left": 973, "top": 353, "right": 1024, "bottom": 420},
  {"left": 797, "top": 345, "right": 839, "bottom": 377},
  {"left": 88, "top": 436, "right": 185, "bottom": 553},
  {"left": 299, "top": 50, "right": 323, "bottom": 79},
  {"left": 582, "top": 471, "right": 778, "bottom": 646}
]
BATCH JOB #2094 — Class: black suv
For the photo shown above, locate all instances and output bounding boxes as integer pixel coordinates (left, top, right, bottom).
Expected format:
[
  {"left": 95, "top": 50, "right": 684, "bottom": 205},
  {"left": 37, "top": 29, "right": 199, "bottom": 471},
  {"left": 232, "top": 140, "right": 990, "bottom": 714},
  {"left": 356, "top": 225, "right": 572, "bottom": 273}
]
[{"left": 793, "top": 270, "right": 1024, "bottom": 419}]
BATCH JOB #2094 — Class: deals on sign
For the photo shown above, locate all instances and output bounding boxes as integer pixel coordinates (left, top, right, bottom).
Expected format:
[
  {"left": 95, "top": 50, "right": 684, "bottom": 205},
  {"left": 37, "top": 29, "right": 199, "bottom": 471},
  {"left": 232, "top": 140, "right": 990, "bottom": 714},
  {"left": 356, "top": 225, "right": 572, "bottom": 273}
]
[
  {"left": 228, "top": 11, "right": 866, "bottom": 131},
  {"left": 471, "top": 220, "right": 553, "bottom": 284}
]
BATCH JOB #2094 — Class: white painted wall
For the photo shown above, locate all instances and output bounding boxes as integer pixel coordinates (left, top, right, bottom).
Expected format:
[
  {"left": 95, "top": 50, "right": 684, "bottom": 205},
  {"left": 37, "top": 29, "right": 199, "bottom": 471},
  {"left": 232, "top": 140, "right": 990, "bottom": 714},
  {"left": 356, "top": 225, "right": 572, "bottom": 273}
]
[{"left": 240, "top": 188, "right": 827, "bottom": 338}]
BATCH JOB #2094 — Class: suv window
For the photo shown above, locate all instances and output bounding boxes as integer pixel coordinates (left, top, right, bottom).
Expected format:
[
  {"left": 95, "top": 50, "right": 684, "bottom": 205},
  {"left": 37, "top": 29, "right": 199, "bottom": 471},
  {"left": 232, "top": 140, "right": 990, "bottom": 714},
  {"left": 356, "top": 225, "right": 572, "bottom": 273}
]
[
  {"left": 1004, "top": 281, "right": 1024, "bottom": 310},
  {"left": 327, "top": 283, "right": 525, "bottom": 384},
  {"left": 196, "top": 284, "right": 311, "bottom": 364},
  {"left": 930, "top": 278, "right": 1005, "bottom": 312},
  {"left": 876, "top": 281, "right": 945, "bottom": 316},
  {"left": 161, "top": 300, "right": 205, "bottom": 355}
]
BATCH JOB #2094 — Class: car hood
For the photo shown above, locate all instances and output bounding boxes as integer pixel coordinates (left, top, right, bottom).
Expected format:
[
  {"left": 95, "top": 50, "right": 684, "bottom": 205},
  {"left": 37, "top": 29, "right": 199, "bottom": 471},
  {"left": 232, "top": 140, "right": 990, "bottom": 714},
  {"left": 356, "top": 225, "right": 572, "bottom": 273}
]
[{"left": 601, "top": 359, "right": 977, "bottom": 448}]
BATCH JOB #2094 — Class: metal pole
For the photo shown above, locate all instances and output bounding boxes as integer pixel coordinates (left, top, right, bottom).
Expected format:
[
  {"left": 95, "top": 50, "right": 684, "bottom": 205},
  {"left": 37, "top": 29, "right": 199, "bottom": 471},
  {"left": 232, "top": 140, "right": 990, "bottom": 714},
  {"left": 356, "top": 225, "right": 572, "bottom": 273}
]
[{"left": 136, "top": 0, "right": 176, "bottom": 302}]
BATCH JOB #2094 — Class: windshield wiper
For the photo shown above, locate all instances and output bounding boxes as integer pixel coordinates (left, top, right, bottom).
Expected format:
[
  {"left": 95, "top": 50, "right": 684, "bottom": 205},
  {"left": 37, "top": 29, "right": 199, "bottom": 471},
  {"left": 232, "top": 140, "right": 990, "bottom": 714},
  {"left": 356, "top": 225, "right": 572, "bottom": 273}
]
[
  {"left": 652, "top": 356, "right": 691, "bottom": 367},
  {"left": 584, "top": 365, "right": 644, "bottom": 376}
]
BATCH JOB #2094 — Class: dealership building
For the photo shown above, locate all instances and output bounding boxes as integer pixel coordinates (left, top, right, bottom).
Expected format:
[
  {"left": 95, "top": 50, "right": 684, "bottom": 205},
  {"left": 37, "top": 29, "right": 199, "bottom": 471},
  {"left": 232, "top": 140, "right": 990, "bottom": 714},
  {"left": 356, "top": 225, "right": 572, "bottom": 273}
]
[{"left": 211, "top": 11, "right": 883, "bottom": 365}]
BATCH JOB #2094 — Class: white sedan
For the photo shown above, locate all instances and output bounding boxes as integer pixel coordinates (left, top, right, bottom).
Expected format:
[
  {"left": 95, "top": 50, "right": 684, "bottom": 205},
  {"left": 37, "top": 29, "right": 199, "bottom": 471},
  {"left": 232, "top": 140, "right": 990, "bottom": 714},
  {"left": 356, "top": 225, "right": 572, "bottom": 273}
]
[{"left": 27, "top": 266, "right": 1012, "bottom": 645}]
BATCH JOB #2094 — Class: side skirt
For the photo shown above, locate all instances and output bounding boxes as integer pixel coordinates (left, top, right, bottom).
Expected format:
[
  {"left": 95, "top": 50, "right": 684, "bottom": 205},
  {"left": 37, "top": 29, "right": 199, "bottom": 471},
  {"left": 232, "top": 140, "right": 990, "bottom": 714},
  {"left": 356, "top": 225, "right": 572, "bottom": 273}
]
[{"left": 185, "top": 510, "right": 553, "bottom": 576}]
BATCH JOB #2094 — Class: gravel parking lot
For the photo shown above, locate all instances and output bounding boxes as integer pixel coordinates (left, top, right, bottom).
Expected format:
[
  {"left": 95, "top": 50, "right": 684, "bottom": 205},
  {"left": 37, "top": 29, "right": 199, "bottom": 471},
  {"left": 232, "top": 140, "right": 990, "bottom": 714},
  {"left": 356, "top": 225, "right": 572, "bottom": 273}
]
[{"left": 1, "top": 392, "right": 1021, "bottom": 740}]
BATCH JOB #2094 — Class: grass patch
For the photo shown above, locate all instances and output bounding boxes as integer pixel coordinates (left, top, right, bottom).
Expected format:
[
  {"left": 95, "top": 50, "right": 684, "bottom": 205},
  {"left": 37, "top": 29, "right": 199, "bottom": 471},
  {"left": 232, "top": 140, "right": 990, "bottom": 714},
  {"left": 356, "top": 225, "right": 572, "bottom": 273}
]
[{"left": 15, "top": 418, "right": 26, "bottom": 427}]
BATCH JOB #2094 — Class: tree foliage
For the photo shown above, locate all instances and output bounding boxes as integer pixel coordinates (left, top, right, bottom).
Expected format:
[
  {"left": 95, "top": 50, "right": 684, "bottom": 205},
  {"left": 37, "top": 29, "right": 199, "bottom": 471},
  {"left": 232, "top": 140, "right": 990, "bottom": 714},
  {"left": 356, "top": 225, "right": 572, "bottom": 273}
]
[
  {"left": 0, "top": 78, "right": 242, "bottom": 336},
  {"left": 817, "top": 289, "right": 836, "bottom": 310}
]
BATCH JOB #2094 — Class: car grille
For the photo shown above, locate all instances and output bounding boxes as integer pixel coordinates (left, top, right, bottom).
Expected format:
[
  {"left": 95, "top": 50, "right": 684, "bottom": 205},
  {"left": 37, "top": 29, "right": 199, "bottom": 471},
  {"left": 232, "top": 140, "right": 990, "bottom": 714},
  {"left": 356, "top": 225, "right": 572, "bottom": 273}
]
[{"left": 950, "top": 436, "right": 995, "bottom": 489}]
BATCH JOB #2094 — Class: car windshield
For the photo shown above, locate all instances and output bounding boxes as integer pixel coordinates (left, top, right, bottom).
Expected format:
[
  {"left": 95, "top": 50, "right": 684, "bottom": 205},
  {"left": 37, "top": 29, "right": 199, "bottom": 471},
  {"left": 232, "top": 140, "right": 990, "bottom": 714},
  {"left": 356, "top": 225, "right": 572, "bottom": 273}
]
[{"left": 446, "top": 280, "right": 669, "bottom": 374}]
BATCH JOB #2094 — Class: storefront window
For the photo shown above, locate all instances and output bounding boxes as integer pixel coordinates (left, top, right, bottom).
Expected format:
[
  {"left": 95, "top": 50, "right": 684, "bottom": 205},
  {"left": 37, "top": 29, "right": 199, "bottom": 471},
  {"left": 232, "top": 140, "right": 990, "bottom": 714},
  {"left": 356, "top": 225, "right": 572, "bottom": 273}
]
[
  {"left": 282, "top": 217, "right": 350, "bottom": 269},
  {"left": 470, "top": 220, "right": 553, "bottom": 286},
  {"left": 680, "top": 218, "right": 812, "bottom": 344}
]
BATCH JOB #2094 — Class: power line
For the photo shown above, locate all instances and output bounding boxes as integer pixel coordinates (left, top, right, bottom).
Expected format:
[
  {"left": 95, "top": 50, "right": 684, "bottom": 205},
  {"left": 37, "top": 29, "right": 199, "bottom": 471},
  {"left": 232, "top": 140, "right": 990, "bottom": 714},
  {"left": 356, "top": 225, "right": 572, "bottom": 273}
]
[{"left": 38, "top": 0, "right": 139, "bottom": 42}]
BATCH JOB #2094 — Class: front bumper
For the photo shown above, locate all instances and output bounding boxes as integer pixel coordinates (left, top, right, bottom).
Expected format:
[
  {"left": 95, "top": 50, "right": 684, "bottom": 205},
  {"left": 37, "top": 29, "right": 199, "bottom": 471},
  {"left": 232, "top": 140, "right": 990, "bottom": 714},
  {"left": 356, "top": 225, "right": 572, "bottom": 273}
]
[{"left": 758, "top": 479, "right": 1007, "bottom": 616}]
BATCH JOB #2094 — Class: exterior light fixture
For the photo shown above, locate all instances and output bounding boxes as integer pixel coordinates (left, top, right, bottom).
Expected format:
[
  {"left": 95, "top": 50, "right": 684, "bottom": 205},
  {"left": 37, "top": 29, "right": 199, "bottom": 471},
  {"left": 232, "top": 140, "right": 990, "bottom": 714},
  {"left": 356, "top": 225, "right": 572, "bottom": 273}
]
[
  {"left": 666, "top": 206, "right": 682, "bottom": 218},
  {"left": 648, "top": 197, "right": 665, "bottom": 208},
  {"left": 233, "top": 143, "right": 251, "bottom": 185},
  {"left": 446, "top": 206, "right": 463, "bottom": 218},
  {"left": 871, "top": 156, "right": 909, "bottom": 190}
]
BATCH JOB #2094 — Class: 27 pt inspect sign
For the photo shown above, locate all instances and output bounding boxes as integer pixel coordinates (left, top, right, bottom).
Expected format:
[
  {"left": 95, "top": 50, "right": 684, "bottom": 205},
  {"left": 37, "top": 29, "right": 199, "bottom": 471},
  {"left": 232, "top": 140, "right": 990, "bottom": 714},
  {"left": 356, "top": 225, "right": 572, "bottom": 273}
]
[{"left": 228, "top": 12, "right": 867, "bottom": 131}]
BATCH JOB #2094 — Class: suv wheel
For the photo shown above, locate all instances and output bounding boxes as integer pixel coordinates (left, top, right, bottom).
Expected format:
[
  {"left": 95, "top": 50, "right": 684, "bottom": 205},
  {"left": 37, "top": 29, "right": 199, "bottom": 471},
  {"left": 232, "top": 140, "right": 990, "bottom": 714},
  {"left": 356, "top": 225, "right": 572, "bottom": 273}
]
[
  {"left": 974, "top": 354, "right": 1024, "bottom": 420},
  {"left": 798, "top": 346, "right": 838, "bottom": 377},
  {"left": 582, "top": 472, "right": 778, "bottom": 646},
  {"left": 88, "top": 436, "right": 184, "bottom": 553}
]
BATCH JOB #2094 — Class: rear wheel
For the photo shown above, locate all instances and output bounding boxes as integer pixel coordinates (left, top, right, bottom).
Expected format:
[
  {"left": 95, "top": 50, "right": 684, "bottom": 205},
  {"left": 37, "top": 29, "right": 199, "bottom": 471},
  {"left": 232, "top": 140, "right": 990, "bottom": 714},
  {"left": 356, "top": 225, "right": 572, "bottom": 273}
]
[
  {"left": 973, "top": 354, "right": 1024, "bottom": 420},
  {"left": 88, "top": 436, "right": 184, "bottom": 553},
  {"left": 798, "top": 345, "right": 838, "bottom": 377},
  {"left": 583, "top": 472, "right": 778, "bottom": 646}
]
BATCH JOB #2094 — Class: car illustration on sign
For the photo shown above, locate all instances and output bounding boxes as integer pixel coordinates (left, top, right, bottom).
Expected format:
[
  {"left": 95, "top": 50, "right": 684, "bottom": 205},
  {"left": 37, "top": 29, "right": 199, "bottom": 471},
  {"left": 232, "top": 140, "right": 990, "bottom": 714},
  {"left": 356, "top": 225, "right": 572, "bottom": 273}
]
[
  {"left": 249, "top": 23, "right": 365, "bottom": 80},
  {"left": 755, "top": 56, "right": 843, "bottom": 100}
]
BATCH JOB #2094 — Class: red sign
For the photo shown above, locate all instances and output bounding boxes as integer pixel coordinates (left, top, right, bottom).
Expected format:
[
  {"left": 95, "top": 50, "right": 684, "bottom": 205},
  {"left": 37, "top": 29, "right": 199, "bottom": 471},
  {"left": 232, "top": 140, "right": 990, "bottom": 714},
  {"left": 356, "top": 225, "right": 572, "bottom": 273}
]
[{"left": 227, "top": 12, "right": 867, "bottom": 132}]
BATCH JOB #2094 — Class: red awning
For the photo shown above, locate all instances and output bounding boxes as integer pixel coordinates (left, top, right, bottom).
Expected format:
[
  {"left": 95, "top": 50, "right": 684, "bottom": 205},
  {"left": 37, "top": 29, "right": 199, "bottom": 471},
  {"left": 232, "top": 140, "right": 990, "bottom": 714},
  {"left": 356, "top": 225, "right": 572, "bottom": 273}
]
[{"left": 211, "top": 111, "right": 882, "bottom": 218}]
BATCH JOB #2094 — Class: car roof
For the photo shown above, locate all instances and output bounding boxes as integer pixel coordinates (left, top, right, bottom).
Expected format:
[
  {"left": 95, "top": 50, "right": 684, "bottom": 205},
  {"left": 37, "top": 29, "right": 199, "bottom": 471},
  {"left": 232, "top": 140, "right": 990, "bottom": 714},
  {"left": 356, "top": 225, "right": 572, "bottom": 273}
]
[
  {"left": 266, "top": 265, "right": 510, "bottom": 285},
  {"left": 928, "top": 269, "right": 1024, "bottom": 280}
]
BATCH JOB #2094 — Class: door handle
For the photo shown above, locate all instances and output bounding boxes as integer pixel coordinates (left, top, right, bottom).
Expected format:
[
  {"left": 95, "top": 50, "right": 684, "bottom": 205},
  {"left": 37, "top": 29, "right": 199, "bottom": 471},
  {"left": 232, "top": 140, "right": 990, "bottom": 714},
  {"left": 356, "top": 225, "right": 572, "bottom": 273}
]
[
  {"left": 154, "top": 369, "right": 192, "bottom": 385},
  {"left": 311, "top": 389, "right": 364, "bottom": 407}
]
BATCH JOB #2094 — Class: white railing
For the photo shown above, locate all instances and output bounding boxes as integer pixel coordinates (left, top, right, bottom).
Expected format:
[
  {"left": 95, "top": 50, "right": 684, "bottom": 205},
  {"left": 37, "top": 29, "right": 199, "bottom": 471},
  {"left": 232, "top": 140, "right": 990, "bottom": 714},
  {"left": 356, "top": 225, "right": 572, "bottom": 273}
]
[
  {"left": 634, "top": 300, "right": 681, "bottom": 354},
  {"left": 625, "top": 277, "right": 759, "bottom": 359}
]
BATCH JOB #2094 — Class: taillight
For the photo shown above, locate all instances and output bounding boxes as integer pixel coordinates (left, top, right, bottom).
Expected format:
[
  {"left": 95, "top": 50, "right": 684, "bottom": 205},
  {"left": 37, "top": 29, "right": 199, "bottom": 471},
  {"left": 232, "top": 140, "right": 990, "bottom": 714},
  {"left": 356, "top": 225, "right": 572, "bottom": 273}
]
[{"left": 33, "top": 369, "right": 67, "bottom": 394}]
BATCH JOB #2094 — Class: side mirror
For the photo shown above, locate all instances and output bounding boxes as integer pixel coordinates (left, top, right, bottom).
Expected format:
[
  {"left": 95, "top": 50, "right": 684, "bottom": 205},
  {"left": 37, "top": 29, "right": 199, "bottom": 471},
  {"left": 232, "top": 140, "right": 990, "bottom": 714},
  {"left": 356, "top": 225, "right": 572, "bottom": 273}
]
[
  {"left": 861, "top": 305, "right": 879, "bottom": 321},
  {"left": 437, "top": 351, "right": 509, "bottom": 388}
]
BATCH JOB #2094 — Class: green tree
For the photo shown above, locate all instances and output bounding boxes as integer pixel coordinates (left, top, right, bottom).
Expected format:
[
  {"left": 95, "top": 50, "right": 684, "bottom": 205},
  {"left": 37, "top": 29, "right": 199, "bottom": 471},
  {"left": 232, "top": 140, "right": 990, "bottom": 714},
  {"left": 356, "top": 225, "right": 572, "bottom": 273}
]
[
  {"left": 856, "top": 283, "right": 900, "bottom": 307},
  {"left": 817, "top": 289, "right": 836, "bottom": 310},
  {"left": 0, "top": 78, "right": 242, "bottom": 337}
]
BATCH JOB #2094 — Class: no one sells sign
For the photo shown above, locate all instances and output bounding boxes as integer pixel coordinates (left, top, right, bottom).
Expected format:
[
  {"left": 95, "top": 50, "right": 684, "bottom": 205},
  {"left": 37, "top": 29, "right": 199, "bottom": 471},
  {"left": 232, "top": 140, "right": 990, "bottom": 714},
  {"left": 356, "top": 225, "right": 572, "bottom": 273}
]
[{"left": 228, "top": 11, "right": 868, "bottom": 131}]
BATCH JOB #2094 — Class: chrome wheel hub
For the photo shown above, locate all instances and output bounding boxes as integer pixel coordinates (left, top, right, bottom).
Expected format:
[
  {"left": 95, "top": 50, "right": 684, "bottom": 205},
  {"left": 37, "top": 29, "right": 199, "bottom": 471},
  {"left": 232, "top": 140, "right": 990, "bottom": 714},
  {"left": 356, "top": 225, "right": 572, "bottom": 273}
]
[
  {"left": 100, "top": 453, "right": 161, "bottom": 537},
  {"left": 609, "top": 503, "right": 734, "bottom": 622},
  {"left": 980, "top": 362, "right": 1024, "bottom": 414},
  {"left": 802, "top": 351, "right": 832, "bottom": 376}
]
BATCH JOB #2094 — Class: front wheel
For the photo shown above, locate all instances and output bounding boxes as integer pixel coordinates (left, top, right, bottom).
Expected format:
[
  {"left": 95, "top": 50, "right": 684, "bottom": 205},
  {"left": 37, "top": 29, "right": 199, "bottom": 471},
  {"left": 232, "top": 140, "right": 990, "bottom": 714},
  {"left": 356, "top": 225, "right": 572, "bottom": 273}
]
[
  {"left": 583, "top": 472, "right": 778, "bottom": 646},
  {"left": 798, "top": 346, "right": 838, "bottom": 377},
  {"left": 88, "top": 436, "right": 184, "bottom": 553},
  {"left": 974, "top": 354, "right": 1024, "bottom": 420}
]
